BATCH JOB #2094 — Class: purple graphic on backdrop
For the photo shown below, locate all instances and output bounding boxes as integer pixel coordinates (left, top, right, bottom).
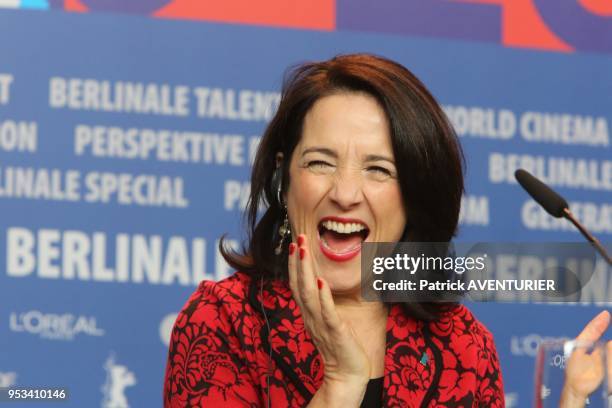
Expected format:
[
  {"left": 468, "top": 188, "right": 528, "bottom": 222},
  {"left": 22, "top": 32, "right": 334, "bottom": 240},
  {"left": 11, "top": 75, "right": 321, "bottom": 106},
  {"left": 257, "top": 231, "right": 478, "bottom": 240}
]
[
  {"left": 337, "top": 0, "right": 501, "bottom": 43},
  {"left": 79, "top": 0, "right": 171, "bottom": 14}
]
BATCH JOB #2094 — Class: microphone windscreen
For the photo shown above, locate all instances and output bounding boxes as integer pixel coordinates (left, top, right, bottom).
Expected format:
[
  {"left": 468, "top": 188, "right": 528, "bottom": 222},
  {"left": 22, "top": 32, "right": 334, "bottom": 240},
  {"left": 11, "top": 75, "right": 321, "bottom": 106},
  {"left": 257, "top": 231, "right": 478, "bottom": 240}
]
[{"left": 514, "top": 169, "right": 569, "bottom": 218}]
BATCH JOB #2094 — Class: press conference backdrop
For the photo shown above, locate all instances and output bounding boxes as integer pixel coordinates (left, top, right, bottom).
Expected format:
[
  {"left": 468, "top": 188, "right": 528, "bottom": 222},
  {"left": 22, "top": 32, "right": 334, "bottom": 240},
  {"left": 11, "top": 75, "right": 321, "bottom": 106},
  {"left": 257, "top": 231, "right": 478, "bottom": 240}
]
[{"left": 0, "top": 2, "right": 610, "bottom": 407}]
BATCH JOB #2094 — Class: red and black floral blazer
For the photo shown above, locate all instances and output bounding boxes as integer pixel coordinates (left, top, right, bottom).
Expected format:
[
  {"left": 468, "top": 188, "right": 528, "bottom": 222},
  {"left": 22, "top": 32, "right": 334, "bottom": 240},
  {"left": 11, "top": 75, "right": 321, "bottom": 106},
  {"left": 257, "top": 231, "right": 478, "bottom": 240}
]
[{"left": 164, "top": 271, "right": 504, "bottom": 407}]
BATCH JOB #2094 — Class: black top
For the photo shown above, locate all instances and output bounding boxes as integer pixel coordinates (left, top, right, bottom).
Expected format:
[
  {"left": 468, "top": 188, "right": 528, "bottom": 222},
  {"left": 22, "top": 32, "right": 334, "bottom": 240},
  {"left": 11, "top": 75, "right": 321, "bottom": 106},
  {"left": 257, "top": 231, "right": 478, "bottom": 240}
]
[{"left": 360, "top": 377, "right": 384, "bottom": 408}]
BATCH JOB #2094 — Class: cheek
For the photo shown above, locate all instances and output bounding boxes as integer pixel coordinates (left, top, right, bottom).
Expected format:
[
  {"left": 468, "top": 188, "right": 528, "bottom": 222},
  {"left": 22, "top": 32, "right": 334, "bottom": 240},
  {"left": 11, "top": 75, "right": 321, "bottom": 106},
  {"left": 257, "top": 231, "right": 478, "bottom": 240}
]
[
  {"left": 369, "top": 184, "right": 406, "bottom": 237},
  {"left": 291, "top": 171, "right": 325, "bottom": 200},
  {"left": 286, "top": 171, "right": 329, "bottom": 223}
]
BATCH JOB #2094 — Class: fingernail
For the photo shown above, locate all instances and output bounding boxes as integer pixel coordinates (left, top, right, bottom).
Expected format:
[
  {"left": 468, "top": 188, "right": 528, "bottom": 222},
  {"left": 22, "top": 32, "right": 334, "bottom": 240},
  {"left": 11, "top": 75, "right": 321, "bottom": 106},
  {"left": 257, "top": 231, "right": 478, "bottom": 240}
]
[
  {"left": 317, "top": 278, "right": 323, "bottom": 290},
  {"left": 299, "top": 248, "right": 305, "bottom": 260},
  {"left": 289, "top": 243, "right": 296, "bottom": 255},
  {"left": 298, "top": 235, "right": 305, "bottom": 246}
]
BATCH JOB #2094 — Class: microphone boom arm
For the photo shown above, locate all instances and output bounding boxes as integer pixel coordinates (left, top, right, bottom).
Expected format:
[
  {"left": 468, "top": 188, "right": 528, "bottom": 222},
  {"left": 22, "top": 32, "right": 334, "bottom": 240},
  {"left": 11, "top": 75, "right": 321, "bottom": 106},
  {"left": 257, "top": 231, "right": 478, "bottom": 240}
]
[{"left": 562, "top": 208, "right": 611, "bottom": 265}]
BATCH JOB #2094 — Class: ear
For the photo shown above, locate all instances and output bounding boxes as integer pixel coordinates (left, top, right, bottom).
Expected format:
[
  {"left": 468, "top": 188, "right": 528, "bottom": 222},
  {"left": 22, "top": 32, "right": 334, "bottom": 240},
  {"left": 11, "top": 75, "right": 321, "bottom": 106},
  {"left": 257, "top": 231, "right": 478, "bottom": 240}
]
[
  {"left": 272, "top": 152, "right": 287, "bottom": 206},
  {"left": 275, "top": 152, "right": 284, "bottom": 168}
]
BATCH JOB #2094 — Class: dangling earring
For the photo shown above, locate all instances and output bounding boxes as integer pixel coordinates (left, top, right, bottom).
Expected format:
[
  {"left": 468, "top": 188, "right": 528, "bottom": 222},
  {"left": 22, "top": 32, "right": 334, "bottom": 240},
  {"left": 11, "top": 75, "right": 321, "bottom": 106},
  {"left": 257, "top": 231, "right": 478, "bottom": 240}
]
[
  {"left": 272, "top": 165, "right": 290, "bottom": 255},
  {"left": 275, "top": 205, "right": 290, "bottom": 255}
]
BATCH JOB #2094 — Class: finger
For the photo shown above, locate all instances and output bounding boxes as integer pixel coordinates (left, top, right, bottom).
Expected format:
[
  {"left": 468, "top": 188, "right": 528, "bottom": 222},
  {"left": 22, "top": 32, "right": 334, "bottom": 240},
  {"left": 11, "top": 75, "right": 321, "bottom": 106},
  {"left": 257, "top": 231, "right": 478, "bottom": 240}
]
[
  {"left": 317, "top": 277, "right": 342, "bottom": 330},
  {"left": 607, "top": 341, "right": 612, "bottom": 393},
  {"left": 296, "top": 235, "right": 321, "bottom": 317},
  {"left": 287, "top": 242, "right": 300, "bottom": 307},
  {"left": 576, "top": 310, "right": 610, "bottom": 343}
]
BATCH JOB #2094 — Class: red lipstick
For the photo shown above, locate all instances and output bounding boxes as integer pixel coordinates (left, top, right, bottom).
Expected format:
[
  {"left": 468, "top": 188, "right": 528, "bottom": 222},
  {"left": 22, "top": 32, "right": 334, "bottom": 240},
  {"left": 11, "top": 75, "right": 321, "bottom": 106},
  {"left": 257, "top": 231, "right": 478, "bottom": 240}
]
[{"left": 317, "top": 216, "right": 368, "bottom": 262}]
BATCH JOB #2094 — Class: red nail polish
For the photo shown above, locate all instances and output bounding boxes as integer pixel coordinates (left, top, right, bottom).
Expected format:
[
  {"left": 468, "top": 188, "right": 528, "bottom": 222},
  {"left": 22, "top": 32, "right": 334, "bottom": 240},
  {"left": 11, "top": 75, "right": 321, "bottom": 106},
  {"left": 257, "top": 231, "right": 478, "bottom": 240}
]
[
  {"left": 298, "top": 235, "right": 304, "bottom": 246},
  {"left": 299, "top": 248, "right": 305, "bottom": 260},
  {"left": 289, "top": 243, "right": 296, "bottom": 255},
  {"left": 317, "top": 278, "right": 323, "bottom": 290}
]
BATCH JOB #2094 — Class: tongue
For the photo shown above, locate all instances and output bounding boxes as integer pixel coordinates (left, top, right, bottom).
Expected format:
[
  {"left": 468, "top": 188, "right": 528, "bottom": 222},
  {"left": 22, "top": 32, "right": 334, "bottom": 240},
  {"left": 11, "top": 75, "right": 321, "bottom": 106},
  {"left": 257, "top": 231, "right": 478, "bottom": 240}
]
[{"left": 321, "top": 230, "right": 363, "bottom": 253}]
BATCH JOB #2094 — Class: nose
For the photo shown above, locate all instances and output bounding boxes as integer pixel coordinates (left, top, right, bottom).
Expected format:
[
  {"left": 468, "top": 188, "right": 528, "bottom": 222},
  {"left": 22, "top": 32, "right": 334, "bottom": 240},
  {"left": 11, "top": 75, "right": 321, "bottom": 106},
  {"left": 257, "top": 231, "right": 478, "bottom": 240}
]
[{"left": 328, "top": 167, "right": 364, "bottom": 210}]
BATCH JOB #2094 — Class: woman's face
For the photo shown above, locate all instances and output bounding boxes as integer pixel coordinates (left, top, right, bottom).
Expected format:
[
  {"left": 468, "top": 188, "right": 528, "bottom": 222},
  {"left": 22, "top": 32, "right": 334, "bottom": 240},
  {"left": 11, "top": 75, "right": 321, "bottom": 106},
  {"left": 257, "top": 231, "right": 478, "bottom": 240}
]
[{"left": 286, "top": 92, "right": 407, "bottom": 295}]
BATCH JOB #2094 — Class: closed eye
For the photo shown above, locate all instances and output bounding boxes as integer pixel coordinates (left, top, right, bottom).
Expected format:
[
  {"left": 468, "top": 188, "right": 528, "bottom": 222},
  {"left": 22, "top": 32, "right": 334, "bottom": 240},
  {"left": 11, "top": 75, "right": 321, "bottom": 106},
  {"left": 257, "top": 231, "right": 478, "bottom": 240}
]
[
  {"left": 367, "top": 166, "right": 392, "bottom": 176},
  {"left": 307, "top": 160, "right": 334, "bottom": 169}
]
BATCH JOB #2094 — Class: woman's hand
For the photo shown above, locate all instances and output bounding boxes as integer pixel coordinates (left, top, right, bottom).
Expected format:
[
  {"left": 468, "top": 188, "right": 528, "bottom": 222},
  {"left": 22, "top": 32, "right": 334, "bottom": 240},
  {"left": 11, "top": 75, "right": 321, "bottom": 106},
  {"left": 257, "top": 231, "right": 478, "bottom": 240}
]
[
  {"left": 560, "top": 310, "right": 611, "bottom": 408},
  {"left": 287, "top": 234, "right": 371, "bottom": 407}
]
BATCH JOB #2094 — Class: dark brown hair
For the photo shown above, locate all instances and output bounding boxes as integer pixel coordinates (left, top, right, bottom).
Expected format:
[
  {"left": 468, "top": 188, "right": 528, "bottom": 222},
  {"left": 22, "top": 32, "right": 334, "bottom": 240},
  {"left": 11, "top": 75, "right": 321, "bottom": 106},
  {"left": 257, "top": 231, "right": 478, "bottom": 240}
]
[{"left": 221, "top": 53, "right": 464, "bottom": 320}]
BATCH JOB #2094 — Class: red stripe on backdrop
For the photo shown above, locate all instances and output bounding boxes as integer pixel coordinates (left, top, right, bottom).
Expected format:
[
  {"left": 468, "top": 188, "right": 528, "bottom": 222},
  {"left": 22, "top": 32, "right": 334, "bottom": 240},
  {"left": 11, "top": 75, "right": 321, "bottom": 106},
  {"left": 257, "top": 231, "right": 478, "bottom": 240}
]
[
  {"left": 152, "top": 0, "right": 335, "bottom": 31},
  {"left": 578, "top": 0, "right": 612, "bottom": 16},
  {"left": 65, "top": 0, "right": 88, "bottom": 12}
]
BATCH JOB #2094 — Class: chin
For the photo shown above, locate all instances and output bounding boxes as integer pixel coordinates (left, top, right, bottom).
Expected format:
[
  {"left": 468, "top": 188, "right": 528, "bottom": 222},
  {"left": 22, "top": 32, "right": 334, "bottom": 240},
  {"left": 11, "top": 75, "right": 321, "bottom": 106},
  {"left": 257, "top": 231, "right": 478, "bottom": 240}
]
[
  {"left": 319, "top": 263, "right": 362, "bottom": 292},
  {"left": 327, "top": 279, "right": 362, "bottom": 295}
]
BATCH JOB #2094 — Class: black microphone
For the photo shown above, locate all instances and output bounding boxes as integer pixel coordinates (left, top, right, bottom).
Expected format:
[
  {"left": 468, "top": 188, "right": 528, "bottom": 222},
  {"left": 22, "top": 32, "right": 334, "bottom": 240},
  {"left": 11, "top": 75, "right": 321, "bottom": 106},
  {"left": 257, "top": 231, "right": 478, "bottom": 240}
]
[{"left": 514, "top": 168, "right": 611, "bottom": 265}]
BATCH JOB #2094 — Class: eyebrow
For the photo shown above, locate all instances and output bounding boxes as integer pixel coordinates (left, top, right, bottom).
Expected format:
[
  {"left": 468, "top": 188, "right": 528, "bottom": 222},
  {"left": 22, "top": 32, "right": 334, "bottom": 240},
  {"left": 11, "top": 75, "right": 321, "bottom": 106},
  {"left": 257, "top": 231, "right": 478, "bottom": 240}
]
[
  {"left": 301, "top": 147, "right": 395, "bottom": 164},
  {"left": 301, "top": 147, "right": 337, "bottom": 158},
  {"left": 364, "top": 154, "right": 395, "bottom": 165}
]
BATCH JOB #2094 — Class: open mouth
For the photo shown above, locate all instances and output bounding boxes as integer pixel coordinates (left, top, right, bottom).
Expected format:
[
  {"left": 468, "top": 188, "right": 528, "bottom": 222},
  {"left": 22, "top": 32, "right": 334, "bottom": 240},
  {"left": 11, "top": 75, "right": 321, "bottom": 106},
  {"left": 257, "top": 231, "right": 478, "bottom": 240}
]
[{"left": 317, "top": 217, "right": 369, "bottom": 262}]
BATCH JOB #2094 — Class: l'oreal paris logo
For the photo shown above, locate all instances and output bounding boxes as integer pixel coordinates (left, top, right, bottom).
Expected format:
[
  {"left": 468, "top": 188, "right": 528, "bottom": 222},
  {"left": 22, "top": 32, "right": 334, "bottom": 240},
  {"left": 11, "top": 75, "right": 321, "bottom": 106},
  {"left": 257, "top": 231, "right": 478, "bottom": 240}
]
[
  {"left": 510, "top": 334, "right": 569, "bottom": 357},
  {"left": 9, "top": 310, "right": 105, "bottom": 340}
]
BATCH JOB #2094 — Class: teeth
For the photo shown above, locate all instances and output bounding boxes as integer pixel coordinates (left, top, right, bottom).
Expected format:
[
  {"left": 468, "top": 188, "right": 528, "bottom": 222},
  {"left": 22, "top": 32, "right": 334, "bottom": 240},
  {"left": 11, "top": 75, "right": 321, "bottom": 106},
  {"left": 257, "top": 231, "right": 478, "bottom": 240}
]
[{"left": 322, "top": 220, "right": 366, "bottom": 234}]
